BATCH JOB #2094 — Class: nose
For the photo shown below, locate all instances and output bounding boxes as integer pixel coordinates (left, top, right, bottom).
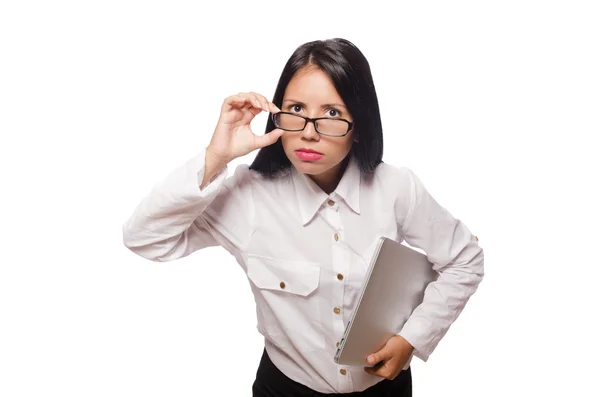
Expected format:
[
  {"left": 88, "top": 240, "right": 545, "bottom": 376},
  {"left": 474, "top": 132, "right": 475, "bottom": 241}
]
[{"left": 301, "top": 119, "right": 320, "bottom": 141}]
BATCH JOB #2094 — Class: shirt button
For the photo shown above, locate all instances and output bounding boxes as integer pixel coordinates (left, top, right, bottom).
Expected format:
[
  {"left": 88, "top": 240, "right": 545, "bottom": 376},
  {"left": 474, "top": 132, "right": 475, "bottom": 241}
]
[
  {"left": 279, "top": 281, "right": 286, "bottom": 289},
  {"left": 336, "top": 341, "right": 340, "bottom": 348},
  {"left": 340, "top": 369, "right": 347, "bottom": 375},
  {"left": 337, "top": 273, "right": 344, "bottom": 281},
  {"left": 334, "top": 232, "right": 339, "bottom": 241},
  {"left": 328, "top": 200, "right": 335, "bottom": 206},
  {"left": 333, "top": 306, "right": 341, "bottom": 314},
  {"left": 474, "top": 235, "right": 479, "bottom": 241}
]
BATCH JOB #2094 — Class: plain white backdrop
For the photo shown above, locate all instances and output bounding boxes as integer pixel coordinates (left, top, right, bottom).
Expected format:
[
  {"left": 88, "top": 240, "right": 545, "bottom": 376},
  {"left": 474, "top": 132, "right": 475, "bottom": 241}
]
[{"left": 1, "top": 1, "right": 599, "bottom": 396}]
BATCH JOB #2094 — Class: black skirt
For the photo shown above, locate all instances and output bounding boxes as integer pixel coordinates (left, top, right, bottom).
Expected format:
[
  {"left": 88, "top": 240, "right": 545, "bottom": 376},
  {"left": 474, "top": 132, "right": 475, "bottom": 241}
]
[{"left": 252, "top": 348, "right": 412, "bottom": 397}]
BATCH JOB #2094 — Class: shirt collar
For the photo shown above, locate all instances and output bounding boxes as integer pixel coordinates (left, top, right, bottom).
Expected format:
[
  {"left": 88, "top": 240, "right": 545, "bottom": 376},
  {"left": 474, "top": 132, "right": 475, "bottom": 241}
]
[
  {"left": 334, "top": 155, "right": 361, "bottom": 215},
  {"left": 291, "top": 156, "right": 361, "bottom": 226}
]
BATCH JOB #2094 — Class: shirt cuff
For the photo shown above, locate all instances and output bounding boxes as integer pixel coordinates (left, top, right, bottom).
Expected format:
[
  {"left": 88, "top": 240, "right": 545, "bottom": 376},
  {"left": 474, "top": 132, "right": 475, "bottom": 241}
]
[
  {"left": 398, "top": 321, "right": 432, "bottom": 362},
  {"left": 194, "top": 148, "right": 228, "bottom": 192}
]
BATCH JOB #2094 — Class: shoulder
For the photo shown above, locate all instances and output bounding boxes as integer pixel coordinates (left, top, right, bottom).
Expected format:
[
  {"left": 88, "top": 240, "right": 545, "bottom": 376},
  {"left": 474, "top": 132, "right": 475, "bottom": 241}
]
[
  {"left": 370, "top": 162, "right": 424, "bottom": 225},
  {"left": 370, "top": 161, "right": 418, "bottom": 191},
  {"left": 229, "top": 163, "right": 291, "bottom": 189}
]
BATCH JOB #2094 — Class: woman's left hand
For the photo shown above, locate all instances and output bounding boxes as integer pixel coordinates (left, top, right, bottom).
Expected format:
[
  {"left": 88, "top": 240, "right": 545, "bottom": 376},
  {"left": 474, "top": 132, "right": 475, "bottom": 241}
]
[{"left": 364, "top": 335, "right": 414, "bottom": 380}]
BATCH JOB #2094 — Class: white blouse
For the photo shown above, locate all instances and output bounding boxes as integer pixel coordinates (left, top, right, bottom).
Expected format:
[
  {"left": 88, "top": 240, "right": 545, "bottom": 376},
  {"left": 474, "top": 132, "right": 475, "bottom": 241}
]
[{"left": 122, "top": 148, "right": 484, "bottom": 393}]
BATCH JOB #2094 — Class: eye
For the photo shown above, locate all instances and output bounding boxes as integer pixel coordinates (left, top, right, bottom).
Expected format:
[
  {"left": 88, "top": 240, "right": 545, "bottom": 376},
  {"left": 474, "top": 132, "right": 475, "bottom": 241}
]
[
  {"left": 287, "top": 104, "right": 342, "bottom": 117},
  {"left": 327, "top": 108, "right": 340, "bottom": 117}
]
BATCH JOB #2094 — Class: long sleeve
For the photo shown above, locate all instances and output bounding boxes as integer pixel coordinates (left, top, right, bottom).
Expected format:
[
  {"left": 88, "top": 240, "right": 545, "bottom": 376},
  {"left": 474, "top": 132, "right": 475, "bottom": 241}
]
[
  {"left": 122, "top": 148, "right": 255, "bottom": 262},
  {"left": 396, "top": 168, "right": 484, "bottom": 362}
]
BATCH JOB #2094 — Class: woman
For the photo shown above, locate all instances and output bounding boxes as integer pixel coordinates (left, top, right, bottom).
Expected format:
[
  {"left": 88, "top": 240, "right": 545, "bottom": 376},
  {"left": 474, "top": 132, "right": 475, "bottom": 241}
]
[{"left": 122, "top": 38, "right": 484, "bottom": 396}]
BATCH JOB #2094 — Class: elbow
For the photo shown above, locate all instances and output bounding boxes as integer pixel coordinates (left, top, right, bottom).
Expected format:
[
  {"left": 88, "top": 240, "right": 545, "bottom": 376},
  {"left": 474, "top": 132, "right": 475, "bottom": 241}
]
[
  {"left": 463, "top": 247, "right": 485, "bottom": 295},
  {"left": 442, "top": 245, "right": 485, "bottom": 290},
  {"left": 122, "top": 222, "right": 167, "bottom": 262},
  {"left": 475, "top": 246, "right": 485, "bottom": 283},
  {"left": 462, "top": 245, "right": 484, "bottom": 287}
]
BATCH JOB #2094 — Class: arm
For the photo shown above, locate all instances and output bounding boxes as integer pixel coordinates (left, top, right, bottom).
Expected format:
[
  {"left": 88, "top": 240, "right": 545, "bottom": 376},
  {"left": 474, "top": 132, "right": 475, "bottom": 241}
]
[
  {"left": 396, "top": 168, "right": 485, "bottom": 362},
  {"left": 122, "top": 147, "right": 254, "bottom": 262},
  {"left": 122, "top": 91, "right": 283, "bottom": 262}
]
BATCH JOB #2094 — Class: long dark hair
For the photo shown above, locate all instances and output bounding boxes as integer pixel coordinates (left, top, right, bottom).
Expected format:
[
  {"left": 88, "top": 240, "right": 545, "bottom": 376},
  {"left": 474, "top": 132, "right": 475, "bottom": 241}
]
[{"left": 249, "top": 38, "right": 384, "bottom": 177}]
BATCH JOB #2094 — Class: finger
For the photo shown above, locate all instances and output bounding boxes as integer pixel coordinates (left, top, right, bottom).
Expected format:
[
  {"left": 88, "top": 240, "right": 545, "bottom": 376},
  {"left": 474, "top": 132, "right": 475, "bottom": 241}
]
[
  {"left": 249, "top": 92, "right": 280, "bottom": 113},
  {"left": 242, "top": 92, "right": 265, "bottom": 110},
  {"left": 224, "top": 95, "right": 252, "bottom": 111},
  {"left": 367, "top": 349, "right": 391, "bottom": 366},
  {"left": 267, "top": 101, "right": 281, "bottom": 113},
  {"left": 253, "top": 128, "right": 284, "bottom": 149},
  {"left": 364, "top": 365, "right": 386, "bottom": 377},
  {"left": 240, "top": 105, "right": 263, "bottom": 125},
  {"left": 365, "top": 360, "right": 385, "bottom": 371},
  {"left": 364, "top": 361, "right": 394, "bottom": 379},
  {"left": 230, "top": 92, "right": 262, "bottom": 110},
  {"left": 249, "top": 91, "right": 271, "bottom": 111},
  {"left": 230, "top": 93, "right": 279, "bottom": 114}
]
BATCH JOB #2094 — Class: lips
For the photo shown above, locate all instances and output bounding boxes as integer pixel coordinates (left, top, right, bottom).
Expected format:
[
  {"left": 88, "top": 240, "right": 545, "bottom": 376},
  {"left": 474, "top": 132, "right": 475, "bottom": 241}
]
[
  {"left": 295, "top": 148, "right": 324, "bottom": 161},
  {"left": 296, "top": 148, "right": 323, "bottom": 155}
]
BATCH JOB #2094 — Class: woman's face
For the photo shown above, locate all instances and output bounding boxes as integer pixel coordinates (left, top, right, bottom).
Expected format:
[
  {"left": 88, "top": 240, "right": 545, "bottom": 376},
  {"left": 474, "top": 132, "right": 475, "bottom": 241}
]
[{"left": 280, "top": 66, "right": 355, "bottom": 189}]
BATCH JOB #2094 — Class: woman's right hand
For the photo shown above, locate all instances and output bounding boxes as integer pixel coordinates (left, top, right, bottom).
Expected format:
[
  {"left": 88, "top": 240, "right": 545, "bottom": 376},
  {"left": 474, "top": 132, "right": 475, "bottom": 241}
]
[{"left": 206, "top": 92, "right": 284, "bottom": 166}]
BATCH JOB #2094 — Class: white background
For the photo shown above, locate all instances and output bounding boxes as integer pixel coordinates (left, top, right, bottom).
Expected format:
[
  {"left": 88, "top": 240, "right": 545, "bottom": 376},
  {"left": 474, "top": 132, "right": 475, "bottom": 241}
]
[{"left": 1, "top": 1, "right": 599, "bottom": 396}]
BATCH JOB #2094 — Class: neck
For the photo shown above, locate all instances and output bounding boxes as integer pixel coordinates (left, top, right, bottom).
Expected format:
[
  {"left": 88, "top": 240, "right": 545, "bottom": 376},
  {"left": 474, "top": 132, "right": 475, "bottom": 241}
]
[{"left": 308, "top": 156, "right": 350, "bottom": 195}]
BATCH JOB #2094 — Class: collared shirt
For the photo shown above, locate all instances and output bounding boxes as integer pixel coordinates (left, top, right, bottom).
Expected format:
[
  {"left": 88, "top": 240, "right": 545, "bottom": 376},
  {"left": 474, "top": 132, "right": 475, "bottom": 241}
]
[{"left": 122, "top": 148, "right": 484, "bottom": 394}]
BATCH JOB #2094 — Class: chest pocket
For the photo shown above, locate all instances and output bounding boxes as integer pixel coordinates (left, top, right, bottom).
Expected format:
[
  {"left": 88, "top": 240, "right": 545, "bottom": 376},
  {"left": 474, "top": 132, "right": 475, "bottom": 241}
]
[{"left": 246, "top": 254, "right": 326, "bottom": 352}]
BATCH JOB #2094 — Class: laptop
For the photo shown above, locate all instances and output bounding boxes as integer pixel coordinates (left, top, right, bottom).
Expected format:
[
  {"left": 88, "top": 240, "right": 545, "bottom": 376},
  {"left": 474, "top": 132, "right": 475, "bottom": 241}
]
[{"left": 333, "top": 236, "right": 439, "bottom": 366}]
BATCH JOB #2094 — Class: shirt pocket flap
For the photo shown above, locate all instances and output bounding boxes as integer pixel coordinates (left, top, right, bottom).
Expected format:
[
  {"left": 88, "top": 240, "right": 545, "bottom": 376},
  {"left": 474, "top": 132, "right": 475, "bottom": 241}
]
[{"left": 246, "top": 255, "right": 320, "bottom": 297}]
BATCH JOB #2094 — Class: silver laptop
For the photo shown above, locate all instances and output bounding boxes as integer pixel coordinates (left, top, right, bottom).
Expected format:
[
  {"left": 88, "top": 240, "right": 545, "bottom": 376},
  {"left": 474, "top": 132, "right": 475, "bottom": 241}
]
[{"left": 333, "top": 236, "right": 439, "bottom": 366}]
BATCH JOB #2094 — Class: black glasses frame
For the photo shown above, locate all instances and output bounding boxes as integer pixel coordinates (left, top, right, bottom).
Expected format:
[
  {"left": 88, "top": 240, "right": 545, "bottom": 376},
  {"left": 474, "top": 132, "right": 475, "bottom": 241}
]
[{"left": 270, "top": 112, "right": 354, "bottom": 137}]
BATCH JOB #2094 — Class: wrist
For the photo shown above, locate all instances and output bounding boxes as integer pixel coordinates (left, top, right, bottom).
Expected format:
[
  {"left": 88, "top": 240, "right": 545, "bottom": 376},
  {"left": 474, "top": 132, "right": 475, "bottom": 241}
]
[
  {"left": 206, "top": 146, "right": 231, "bottom": 169},
  {"left": 397, "top": 335, "right": 415, "bottom": 352}
]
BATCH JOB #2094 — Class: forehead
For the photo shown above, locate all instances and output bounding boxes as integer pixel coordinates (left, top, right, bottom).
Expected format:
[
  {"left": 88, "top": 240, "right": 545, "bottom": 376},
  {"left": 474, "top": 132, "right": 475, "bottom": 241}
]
[{"left": 283, "top": 67, "right": 343, "bottom": 104}]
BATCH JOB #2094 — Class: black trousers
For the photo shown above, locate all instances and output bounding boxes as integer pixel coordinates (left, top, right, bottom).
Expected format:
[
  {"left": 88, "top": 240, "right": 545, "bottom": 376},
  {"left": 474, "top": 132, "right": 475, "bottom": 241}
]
[{"left": 252, "top": 349, "right": 412, "bottom": 397}]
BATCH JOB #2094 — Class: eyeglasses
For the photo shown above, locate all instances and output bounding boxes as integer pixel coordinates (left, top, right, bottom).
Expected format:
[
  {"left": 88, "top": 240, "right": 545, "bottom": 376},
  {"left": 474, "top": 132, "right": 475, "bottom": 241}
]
[{"left": 270, "top": 112, "right": 354, "bottom": 137}]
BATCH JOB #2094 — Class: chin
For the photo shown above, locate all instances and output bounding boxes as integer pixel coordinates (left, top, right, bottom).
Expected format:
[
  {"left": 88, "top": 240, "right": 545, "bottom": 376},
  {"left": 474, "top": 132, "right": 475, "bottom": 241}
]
[{"left": 290, "top": 159, "right": 330, "bottom": 175}]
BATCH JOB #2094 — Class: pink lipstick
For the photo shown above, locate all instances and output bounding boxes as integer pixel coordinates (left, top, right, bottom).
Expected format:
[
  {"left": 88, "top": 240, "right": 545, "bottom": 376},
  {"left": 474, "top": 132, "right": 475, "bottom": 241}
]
[{"left": 295, "top": 148, "right": 324, "bottom": 161}]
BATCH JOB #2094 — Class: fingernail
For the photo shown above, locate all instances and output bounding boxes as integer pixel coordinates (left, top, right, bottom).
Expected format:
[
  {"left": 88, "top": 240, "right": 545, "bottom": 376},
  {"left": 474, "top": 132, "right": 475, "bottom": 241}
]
[{"left": 367, "top": 356, "right": 374, "bottom": 364}]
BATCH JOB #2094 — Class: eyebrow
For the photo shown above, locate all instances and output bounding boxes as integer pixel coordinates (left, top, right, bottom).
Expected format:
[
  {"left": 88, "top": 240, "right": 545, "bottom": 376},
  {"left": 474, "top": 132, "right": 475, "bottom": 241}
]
[{"left": 283, "top": 99, "right": 347, "bottom": 110}]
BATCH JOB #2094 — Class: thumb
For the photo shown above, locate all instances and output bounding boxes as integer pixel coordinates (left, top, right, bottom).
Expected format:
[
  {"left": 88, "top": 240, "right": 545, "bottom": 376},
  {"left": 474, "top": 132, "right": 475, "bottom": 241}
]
[
  {"left": 367, "top": 347, "right": 392, "bottom": 365},
  {"left": 254, "top": 128, "right": 284, "bottom": 149}
]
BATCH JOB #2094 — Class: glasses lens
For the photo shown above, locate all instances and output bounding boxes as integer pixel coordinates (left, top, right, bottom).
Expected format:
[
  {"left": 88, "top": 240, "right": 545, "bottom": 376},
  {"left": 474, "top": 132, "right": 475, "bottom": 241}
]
[
  {"left": 315, "top": 119, "right": 348, "bottom": 136},
  {"left": 273, "top": 113, "right": 349, "bottom": 136},
  {"left": 274, "top": 113, "right": 306, "bottom": 130}
]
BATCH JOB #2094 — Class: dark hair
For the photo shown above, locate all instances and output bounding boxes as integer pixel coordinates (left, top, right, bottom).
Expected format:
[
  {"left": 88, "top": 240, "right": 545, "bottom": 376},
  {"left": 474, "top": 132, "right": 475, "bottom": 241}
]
[{"left": 249, "top": 38, "right": 384, "bottom": 177}]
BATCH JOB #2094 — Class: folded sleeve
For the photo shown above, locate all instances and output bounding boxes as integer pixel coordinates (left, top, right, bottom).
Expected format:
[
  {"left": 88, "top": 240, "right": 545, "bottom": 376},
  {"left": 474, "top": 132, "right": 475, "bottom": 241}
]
[
  {"left": 122, "top": 148, "right": 255, "bottom": 262},
  {"left": 395, "top": 167, "right": 484, "bottom": 362}
]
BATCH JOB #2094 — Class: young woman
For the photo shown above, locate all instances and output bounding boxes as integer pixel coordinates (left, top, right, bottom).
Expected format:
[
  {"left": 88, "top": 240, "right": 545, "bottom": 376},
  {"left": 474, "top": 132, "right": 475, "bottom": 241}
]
[{"left": 122, "top": 38, "right": 484, "bottom": 396}]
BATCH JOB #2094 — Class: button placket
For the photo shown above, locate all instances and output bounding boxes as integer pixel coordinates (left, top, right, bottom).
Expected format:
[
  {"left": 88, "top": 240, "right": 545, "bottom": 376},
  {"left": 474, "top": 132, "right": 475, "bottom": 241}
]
[
  {"left": 326, "top": 197, "right": 353, "bottom": 388},
  {"left": 330, "top": 206, "right": 348, "bottom": 354}
]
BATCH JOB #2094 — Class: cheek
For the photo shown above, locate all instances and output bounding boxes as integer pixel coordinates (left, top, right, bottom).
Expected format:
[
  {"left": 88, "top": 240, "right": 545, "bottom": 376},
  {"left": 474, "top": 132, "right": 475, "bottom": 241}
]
[
  {"left": 280, "top": 137, "right": 293, "bottom": 155},
  {"left": 321, "top": 141, "right": 354, "bottom": 168},
  {"left": 337, "top": 137, "right": 354, "bottom": 157}
]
